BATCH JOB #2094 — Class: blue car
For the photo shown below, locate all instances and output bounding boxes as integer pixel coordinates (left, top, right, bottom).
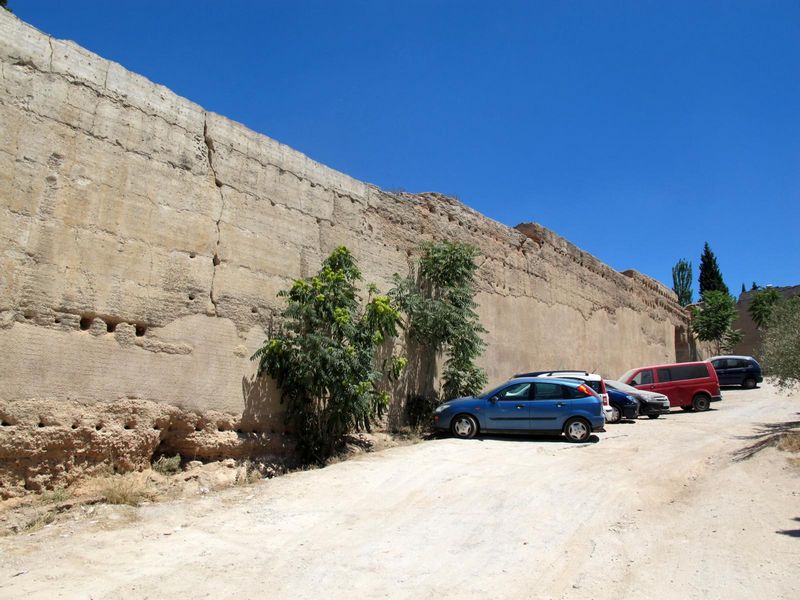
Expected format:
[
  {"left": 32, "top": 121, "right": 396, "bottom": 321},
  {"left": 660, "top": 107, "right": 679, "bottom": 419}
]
[
  {"left": 606, "top": 388, "right": 640, "bottom": 423},
  {"left": 432, "top": 377, "right": 606, "bottom": 443}
]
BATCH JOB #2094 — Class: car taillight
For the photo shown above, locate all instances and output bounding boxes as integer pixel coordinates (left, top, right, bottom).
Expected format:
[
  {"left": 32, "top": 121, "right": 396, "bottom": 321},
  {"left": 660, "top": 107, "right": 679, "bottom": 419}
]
[
  {"left": 603, "top": 394, "right": 609, "bottom": 406},
  {"left": 577, "top": 384, "right": 593, "bottom": 397}
]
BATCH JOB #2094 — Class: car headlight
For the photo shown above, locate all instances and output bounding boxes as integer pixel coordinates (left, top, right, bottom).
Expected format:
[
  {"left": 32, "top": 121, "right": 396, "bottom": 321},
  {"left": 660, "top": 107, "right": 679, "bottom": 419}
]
[{"left": 434, "top": 404, "right": 451, "bottom": 413}]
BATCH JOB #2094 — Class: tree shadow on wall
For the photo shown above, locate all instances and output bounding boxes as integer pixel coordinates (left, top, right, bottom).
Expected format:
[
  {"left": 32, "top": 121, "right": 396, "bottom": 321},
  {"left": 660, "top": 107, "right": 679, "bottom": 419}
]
[
  {"left": 240, "top": 374, "right": 285, "bottom": 434},
  {"left": 381, "top": 336, "right": 438, "bottom": 431}
]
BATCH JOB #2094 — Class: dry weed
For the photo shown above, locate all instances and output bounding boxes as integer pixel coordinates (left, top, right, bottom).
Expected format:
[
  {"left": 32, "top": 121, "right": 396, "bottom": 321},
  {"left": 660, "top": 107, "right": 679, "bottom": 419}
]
[
  {"left": 99, "top": 474, "right": 150, "bottom": 506},
  {"left": 152, "top": 454, "right": 182, "bottom": 475}
]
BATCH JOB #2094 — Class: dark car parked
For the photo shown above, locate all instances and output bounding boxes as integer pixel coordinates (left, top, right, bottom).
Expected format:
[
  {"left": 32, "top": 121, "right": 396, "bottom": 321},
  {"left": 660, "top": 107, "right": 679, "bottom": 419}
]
[
  {"left": 605, "top": 380, "right": 671, "bottom": 418},
  {"left": 606, "top": 388, "right": 639, "bottom": 423},
  {"left": 709, "top": 355, "right": 763, "bottom": 389}
]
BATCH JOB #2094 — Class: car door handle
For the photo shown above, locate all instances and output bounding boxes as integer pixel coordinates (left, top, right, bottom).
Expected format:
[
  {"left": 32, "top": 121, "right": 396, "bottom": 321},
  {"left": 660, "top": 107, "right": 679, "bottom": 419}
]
[
  {"left": 515, "top": 404, "right": 525, "bottom": 409},
  {"left": 556, "top": 403, "right": 566, "bottom": 408}
]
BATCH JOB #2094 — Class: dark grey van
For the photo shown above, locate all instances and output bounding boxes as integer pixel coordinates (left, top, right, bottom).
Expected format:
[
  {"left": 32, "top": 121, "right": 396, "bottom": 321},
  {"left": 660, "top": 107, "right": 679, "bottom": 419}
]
[{"left": 709, "top": 355, "right": 763, "bottom": 389}]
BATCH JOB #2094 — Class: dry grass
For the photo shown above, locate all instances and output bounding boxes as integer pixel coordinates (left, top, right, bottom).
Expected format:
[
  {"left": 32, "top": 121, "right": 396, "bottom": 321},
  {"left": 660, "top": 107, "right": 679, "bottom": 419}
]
[
  {"left": 22, "top": 509, "right": 56, "bottom": 532},
  {"left": 99, "top": 474, "right": 151, "bottom": 506},
  {"left": 233, "top": 460, "right": 263, "bottom": 486}
]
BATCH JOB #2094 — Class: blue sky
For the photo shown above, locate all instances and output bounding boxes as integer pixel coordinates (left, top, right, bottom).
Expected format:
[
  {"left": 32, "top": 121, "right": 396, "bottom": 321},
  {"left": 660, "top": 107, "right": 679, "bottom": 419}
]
[{"left": 11, "top": 1, "right": 800, "bottom": 298}]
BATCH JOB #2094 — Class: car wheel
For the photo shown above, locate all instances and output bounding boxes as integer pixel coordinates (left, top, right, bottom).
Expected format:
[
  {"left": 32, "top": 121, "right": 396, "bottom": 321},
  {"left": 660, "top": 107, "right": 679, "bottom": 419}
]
[
  {"left": 743, "top": 378, "right": 756, "bottom": 389},
  {"left": 692, "top": 394, "right": 711, "bottom": 412},
  {"left": 451, "top": 414, "right": 478, "bottom": 439},
  {"left": 564, "top": 418, "right": 591, "bottom": 443},
  {"left": 681, "top": 406, "right": 694, "bottom": 412},
  {"left": 608, "top": 405, "right": 621, "bottom": 424},
  {"left": 647, "top": 414, "right": 660, "bottom": 419}
]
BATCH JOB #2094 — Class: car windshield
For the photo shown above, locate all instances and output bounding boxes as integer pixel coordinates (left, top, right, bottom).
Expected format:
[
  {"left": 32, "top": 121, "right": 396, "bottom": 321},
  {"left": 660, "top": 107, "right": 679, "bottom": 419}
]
[{"left": 605, "top": 379, "right": 638, "bottom": 394}]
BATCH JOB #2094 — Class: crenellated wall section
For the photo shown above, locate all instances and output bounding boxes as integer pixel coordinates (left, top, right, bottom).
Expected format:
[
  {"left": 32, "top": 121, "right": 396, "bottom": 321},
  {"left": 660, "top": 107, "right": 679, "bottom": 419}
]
[{"left": 0, "top": 12, "right": 691, "bottom": 495}]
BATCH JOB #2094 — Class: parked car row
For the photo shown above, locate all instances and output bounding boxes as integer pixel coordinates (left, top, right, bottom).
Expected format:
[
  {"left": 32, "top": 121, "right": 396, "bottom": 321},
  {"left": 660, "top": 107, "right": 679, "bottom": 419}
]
[{"left": 432, "top": 355, "right": 763, "bottom": 443}]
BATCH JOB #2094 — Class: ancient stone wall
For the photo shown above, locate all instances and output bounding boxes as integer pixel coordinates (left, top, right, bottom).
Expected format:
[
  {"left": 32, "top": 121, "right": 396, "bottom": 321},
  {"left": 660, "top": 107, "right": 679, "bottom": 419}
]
[{"left": 0, "top": 12, "right": 689, "bottom": 495}]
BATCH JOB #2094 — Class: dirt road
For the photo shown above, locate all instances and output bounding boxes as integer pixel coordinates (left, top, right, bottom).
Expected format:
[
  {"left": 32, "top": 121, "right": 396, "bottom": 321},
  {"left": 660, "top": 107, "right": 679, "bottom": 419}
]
[{"left": 1, "top": 383, "right": 798, "bottom": 599}]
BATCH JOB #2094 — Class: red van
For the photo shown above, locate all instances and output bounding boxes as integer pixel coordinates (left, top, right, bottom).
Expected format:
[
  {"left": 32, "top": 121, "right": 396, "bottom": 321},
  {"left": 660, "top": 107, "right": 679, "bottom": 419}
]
[{"left": 619, "top": 361, "right": 721, "bottom": 412}]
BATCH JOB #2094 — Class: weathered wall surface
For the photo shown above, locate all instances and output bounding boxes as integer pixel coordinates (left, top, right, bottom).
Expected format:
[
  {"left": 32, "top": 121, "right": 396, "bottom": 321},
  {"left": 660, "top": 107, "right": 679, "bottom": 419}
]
[{"left": 0, "top": 12, "right": 689, "bottom": 494}]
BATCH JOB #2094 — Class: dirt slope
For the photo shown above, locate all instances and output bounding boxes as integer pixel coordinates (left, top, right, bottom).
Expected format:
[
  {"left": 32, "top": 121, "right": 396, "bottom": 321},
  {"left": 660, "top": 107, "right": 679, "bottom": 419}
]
[{"left": 1, "top": 384, "right": 798, "bottom": 599}]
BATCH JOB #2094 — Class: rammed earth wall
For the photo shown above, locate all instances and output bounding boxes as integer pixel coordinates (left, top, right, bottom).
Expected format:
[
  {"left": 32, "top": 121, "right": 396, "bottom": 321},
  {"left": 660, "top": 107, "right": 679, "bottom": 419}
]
[{"left": 0, "top": 12, "right": 691, "bottom": 495}]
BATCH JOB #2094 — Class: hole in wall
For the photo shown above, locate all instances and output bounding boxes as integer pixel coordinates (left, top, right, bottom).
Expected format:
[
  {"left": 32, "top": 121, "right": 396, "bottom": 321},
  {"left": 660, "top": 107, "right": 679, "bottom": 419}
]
[
  {"left": 251, "top": 307, "right": 258, "bottom": 313},
  {"left": 189, "top": 252, "right": 196, "bottom": 259},
  {"left": 135, "top": 324, "right": 146, "bottom": 337},
  {"left": 23, "top": 313, "right": 32, "bottom": 320},
  {"left": 212, "top": 254, "right": 220, "bottom": 266},
  {"left": 189, "top": 294, "right": 196, "bottom": 301},
  {"left": 37, "top": 421, "right": 45, "bottom": 428},
  {"left": 54, "top": 317, "right": 61, "bottom": 324},
  {"left": 95, "top": 424, "right": 103, "bottom": 431},
  {"left": 1, "top": 420, "right": 12, "bottom": 427},
  {"left": 80, "top": 317, "right": 92, "bottom": 330},
  {"left": 106, "top": 321, "right": 116, "bottom": 333},
  {"left": 71, "top": 423, "right": 79, "bottom": 430}
]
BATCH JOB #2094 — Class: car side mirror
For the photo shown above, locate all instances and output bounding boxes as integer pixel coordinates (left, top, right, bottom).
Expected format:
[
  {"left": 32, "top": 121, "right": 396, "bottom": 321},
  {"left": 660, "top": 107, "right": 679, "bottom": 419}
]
[{"left": 489, "top": 395, "right": 499, "bottom": 403}]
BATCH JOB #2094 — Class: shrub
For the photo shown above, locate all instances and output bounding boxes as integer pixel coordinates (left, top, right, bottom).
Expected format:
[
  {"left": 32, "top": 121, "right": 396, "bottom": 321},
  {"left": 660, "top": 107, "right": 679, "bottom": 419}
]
[
  {"left": 691, "top": 290, "right": 738, "bottom": 354},
  {"left": 762, "top": 297, "right": 800, "bottom": 390},
  {"left": 391, "top": 241, "right": 488, "bottom": 401},
  {"left": 251, "top": 247, "right": 404, "bottom": 463},
  {"left": 152, "top": 454, "right": 182, "bottom": 475}
]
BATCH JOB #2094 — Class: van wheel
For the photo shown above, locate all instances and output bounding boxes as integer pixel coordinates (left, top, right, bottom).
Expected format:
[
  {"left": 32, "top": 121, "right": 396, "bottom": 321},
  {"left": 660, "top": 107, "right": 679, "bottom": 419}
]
[
  {"left": 743, "top": 378, "right": 756, "bottom": 389},
  {"left": 692, "top": 394, "right": 711, "bottom": 412},
  {"left": 564, "top": 418, "right": 591, "bottom": 443}
]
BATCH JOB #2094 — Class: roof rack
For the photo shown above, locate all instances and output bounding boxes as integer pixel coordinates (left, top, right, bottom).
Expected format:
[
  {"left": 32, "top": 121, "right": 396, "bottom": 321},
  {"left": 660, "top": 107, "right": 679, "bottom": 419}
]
[{"left": 514, "top": 370, "right": 591, "bottom": 378}]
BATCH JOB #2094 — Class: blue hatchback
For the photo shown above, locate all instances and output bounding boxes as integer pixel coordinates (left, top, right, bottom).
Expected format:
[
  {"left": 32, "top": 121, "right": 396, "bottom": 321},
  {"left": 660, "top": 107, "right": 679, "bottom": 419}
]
[{"left": 432, "top": 377, "right": 606, "bottom": 443}]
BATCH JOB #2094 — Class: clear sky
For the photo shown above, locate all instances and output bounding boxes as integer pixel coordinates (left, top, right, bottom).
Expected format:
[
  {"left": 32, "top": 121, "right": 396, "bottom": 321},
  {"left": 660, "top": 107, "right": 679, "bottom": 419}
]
[{"left": 10, "top": 1, "right": 800, "bottom": 298}]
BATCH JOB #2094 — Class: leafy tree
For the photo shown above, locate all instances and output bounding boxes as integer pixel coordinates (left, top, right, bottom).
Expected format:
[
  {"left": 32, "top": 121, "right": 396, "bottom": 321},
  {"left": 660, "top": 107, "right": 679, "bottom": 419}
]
[
  {"left": 691, "top": 290, "right": 738, "bottom": 354},
  {"left": 391, "top": 241, "right": 487, "bottom": 401},
  {"left": 251, "top": 247, "right": 404, "bottom": 463},
  {"left": 748, "top": 287, "right": 780, "bottom": 329},
  {"left": 671, "top": 258, "right": 693, "bottom": 306},
  {"left": 698, "top": 242, "right": 729, "bottom": 299},
  {"left": 751, "top": 282, "right": 759, "bottom": 291},
  {"left": 720, "top": 327, "right": 744, "bottom": 354},
  {"left": 762, "top": 297, "right": 800, "bottom": 390}
]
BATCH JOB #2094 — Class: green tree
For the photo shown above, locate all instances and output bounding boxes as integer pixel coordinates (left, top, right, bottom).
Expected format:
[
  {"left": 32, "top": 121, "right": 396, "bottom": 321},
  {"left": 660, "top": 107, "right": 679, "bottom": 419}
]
[
  {"left": 748, "top": 287, "right": 780, "bottom": 329},
  {"left": 251, "top": 247, "right": 404, "bottom": 463},
  {"left": 671, "top": 258, "right": 693, "bottom": 306},
  {"left": 691, "top": 290, "right": 738, "bottom": 354},
  {"left": 391, "top": 241, "right": 487, "bottom": 401},
  {"left": 751, "top": 282, "right": 759, "bottom": 291},
  {"left": 698, "top": 242, "right": 729, "bottom": 299},
  {"left": 740, "top": 283, "right": 746, "bottom": 295},
  {"left": 762, "top": 297, "right": 800, "bottom": 390}
]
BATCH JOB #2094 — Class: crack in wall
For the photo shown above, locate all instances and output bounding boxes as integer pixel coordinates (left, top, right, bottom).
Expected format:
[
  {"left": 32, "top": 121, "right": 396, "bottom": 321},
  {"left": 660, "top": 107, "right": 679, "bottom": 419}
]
[{"left": 204, "top": 114, "right": 224, "bottom": 317}]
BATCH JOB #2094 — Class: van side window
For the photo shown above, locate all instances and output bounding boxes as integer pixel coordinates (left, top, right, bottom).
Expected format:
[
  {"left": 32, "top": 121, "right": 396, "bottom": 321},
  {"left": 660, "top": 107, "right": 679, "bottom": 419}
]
[
  {"left": 631, "top": 370, "right": 653, "bottom": 385},
  {"left": 671, "top": 364, "right": 708, "bottom": 380},
  {"left": 657, "top": 368, "right": 672, "bottom": 382}
]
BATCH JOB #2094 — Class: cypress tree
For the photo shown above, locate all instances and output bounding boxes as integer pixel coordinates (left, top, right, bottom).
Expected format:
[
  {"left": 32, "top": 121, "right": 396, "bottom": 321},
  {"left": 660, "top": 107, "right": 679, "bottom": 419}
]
[
  {"left": 698, "top": 242, "right": 729, "bottom": 300},
  {"left": 671, "top": 259, "right": 693, "bottom": 306}
]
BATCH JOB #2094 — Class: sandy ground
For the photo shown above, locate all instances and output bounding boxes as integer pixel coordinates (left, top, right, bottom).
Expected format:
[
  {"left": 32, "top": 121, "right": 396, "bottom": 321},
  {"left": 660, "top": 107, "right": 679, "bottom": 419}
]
[{"left": 0, "top": 383, "right": 798, "bottom": 599}]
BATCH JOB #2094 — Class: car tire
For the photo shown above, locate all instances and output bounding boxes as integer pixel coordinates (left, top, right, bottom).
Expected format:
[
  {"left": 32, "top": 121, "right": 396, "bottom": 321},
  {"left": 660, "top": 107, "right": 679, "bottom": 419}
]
[
  {"left": 681, "top": 406, "right": 694, "bottom": 412},
  {"left": 563, "top": 418, "right": 591, "bottom": 443},
  {"left": 647, "top": 414, "right": 660, "bottom": 419},
  {"left": 692, "top": 394, "right": 711, "bottom": 412},
  {"left": 743, "top": 378, "right": 756, "bottom": 389},
  {"left": 451, "top": 414, "right": 478, "bottom": 439},
  {"left": 608, "top": 405, "right": 621, "bottom": 424}
]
